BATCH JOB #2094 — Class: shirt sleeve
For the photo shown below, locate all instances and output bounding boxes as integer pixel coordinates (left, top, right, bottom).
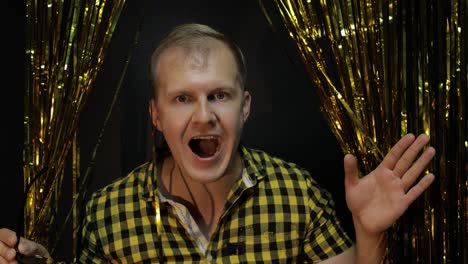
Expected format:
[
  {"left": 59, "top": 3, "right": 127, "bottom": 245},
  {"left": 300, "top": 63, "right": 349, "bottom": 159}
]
[
  {"left": 78, "top": 195, "right": 106, "bottom": 263},
  {"left": 302, "top": 178, "right": 353, "bottom": 262}
]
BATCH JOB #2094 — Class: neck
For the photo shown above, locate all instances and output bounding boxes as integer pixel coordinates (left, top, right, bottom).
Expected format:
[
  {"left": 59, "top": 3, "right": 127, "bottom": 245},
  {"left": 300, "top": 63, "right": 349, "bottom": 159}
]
[{"left": 161, "top": 155, "right": 243, "bottom": 238}]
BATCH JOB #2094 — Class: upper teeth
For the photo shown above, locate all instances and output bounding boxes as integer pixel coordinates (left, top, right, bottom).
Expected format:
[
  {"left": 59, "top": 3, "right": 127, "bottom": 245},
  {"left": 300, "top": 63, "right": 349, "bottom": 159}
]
[{"left": 193, "top": 136, "right": 217, "bottom": 140}]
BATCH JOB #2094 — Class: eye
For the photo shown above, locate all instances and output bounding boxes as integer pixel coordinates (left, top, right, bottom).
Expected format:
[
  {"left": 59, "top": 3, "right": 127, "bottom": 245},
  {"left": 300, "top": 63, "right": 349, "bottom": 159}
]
[
  {"left": 176, "top": 95, "right": 188, "bottom": 103},
  {"left": 215, "top": 92, "right": 226, "bottom": 100},
  {"left": 208, "top": 92, "right": 227, "bottom": 101}
]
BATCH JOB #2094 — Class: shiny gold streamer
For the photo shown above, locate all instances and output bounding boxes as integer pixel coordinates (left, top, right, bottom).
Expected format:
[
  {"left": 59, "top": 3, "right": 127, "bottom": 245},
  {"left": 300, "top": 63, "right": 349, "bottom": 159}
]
[
  {"left": 261, "top": 0, "right": 467, "bottom": 263},
  {"left": 71, "top": 130, "right": 80, "bottom": 256},
  {"left": 24, "top": 0, "right": 126, "bottom": 252}
]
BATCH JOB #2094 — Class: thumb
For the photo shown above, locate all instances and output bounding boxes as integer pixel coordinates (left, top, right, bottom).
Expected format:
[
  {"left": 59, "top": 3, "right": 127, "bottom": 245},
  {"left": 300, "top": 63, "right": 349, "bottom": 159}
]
[
  {"left": 18, "top": 237, "right": 51, "bottom": 259},
  {"left": 344, "top": 153, "right": 359, "bottom": 188}
]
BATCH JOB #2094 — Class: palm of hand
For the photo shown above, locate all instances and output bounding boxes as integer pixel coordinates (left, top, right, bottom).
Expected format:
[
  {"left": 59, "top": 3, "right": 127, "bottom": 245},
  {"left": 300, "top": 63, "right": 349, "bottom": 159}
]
[
  {"left": 346, "top": 166, "right": 411, "bottom": 235},
  {"left": 344, "top": 133, "right": 436, "bottom": 237}
]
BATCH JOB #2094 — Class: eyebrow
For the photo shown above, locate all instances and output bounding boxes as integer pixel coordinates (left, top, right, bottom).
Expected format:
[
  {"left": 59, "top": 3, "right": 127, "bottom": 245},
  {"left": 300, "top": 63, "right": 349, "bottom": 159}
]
[{"left": 165, "top": 85, "right": 239, "bottom": 96}]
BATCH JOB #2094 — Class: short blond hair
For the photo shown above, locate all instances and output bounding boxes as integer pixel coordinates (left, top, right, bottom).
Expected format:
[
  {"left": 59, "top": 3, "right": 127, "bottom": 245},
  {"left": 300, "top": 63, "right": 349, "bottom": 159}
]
[{"left": 149, "top": 23, "right": 247, "bottom": 98}]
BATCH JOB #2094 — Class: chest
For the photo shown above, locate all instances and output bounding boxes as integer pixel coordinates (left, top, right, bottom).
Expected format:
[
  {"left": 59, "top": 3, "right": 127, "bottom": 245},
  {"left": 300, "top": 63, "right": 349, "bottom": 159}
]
[{"left": 98, "top": 186, "right": 309, "bottom": 263}]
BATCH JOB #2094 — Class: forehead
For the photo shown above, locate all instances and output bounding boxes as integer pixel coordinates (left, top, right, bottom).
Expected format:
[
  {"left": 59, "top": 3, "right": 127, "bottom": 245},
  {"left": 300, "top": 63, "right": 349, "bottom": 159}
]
[
  {"left": 158, "top": 39, "right": 234, "bottom": 69},
  {"left": 156, "top": 42, "right": 239, "bottom": 90}
]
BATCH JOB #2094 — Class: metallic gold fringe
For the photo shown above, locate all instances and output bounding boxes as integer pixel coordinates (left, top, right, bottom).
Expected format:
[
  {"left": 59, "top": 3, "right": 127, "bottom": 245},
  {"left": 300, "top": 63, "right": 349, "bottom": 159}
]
[
  {"left": 23, "top": 0, "right": 126, "bottom": 252},
  {"left": 261, "top": 0, "right": 467, "bottom": 262}
]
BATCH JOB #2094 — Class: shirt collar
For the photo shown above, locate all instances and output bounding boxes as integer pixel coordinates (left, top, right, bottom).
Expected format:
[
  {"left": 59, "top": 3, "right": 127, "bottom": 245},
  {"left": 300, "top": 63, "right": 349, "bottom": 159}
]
[
  {"left": 143, "top": 159, "right": 158, "bottom": 201},
  {"left": 239, "top": 144, "right": 266, "bottom": 183}
]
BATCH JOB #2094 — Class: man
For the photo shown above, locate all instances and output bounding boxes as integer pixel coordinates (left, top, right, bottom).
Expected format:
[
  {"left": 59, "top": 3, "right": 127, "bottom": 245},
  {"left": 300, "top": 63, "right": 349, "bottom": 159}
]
[{"left": 0, "top": 23, "right": 435, "bottom": 263}]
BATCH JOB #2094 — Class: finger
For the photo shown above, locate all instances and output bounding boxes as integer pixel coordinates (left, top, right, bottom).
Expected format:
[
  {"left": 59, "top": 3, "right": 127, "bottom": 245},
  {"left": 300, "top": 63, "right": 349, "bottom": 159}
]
[
  {"left": 393, "top": 134, "right": 431, "bottom": 177},
  {"left": 401, "top": 146, "right": 436, "bottom": 190},
  {"left": 17, "top": 238, "right": 50, "bottom": 259},
  {"left": 17, "top": 238, "right": 34, "bottom": 256},
  {"left": 0, "top": 241, "right": 5, "bottom": 257},
  {"left": 404, "top": 173, "right": 435, "bottom": 205},
  {"left": 379, "top": 133, "right": 416, "bottom": 170},
  {"left": 0, "top": 255, "right": 18, "bottom": 264},
  {"left": 0, "top": 229, "right": 17, "bottom": 248},
  {"left": 0, "top": 241, "right": 16, "bottom": 261},
  {"left": 344, "top": 154, "right": 359, "bottom": 188}
]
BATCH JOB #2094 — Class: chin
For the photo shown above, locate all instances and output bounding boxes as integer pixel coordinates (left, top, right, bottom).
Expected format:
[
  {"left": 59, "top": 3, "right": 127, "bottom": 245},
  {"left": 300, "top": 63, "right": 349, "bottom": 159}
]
[{"left": 187, "top": 160, "right": 230, "bottom": 183}]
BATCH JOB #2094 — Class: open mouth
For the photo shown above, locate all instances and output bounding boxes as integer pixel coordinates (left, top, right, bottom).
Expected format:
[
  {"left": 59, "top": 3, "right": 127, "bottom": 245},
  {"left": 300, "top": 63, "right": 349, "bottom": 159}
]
[{"left": 189, "top": 136, "right": 220, "bottom": 158}]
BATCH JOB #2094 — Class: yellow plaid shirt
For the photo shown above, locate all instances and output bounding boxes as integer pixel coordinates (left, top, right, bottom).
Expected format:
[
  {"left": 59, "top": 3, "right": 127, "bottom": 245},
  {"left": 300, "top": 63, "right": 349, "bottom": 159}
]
[{"left": 79, "top": 146, "right": 352, "bottom": 263}]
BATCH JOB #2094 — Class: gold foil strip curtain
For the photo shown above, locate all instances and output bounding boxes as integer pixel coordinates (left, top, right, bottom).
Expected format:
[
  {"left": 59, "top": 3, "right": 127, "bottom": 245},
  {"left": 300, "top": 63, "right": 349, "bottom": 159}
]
[
  {"left": 24, "top": 0, "right": 126, "bottom": 251},
  {"left": 261, "top": 0, "right": 467, "bottom": 263}
]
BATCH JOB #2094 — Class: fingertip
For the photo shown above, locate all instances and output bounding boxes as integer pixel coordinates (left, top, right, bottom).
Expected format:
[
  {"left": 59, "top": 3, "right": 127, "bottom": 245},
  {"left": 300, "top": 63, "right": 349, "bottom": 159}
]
[
  {"left": 427, "top": 146, "right": 436, "bottom": 154},
  {"left": 417, "top": 133, "right": 430, "bottom": 142},
  {"left": 425, "top": 147, "right": 436, "bottom": 161},
  {"left": 343, "top": 154, "right": 357, "bottom": 172},
  {"left": 9, "top": 237, "right": 18, "bottom": 249},
  {"left": 343, "top": 153, "right": 359, "bottom": 183},
  {"left": 344, "top": 153, "right": 356, "bottom": 163},
  {"left": 399, "top": 133, "right": 417, "bottom": 146},
  {"left": 427, "top": 173, "right": 436, "bottom": 182},
  {"left": 419, "top": 173, "right": 436, "bottom": 190},
  {"left": 405, "top": 173, "right": 436, "bottom": 204},
  {"left": 5, "top": 248, "right": 16, "bottom": 261},
  {"left": 17, "top": 242, "right": 27, "bottom": 255}
]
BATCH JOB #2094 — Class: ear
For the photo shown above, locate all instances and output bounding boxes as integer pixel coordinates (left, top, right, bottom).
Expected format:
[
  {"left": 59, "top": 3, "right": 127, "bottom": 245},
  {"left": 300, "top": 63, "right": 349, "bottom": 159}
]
[
  {"left": 149, "top": 99, "right": 162, "bottom": 131},
  {"left": 242, "top": 91, "right": 251, "bottom": 122}
]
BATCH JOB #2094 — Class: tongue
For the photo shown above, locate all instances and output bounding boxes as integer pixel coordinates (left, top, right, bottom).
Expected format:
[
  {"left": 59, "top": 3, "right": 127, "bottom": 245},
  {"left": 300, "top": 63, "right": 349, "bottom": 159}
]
[{"left": 196, "top": 139, "right": 217, "bottom": 157}]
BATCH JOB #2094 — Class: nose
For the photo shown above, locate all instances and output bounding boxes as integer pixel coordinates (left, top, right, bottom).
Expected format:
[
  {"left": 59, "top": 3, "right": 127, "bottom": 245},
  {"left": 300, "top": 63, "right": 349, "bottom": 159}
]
[{"left": 192, "top": 99, "right": 216, "bottom": 124}]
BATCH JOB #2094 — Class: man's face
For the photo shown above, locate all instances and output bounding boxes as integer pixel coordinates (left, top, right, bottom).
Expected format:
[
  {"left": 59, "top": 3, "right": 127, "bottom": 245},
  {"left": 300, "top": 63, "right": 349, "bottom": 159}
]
[{"left": 149, "top": 43, "right": 251, "bottom": 183}]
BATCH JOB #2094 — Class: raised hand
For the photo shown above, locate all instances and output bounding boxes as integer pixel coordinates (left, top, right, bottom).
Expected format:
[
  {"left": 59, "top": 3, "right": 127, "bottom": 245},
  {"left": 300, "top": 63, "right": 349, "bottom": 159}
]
[{"left": 344, "top": 133, "right": 436, "bottom": 237}]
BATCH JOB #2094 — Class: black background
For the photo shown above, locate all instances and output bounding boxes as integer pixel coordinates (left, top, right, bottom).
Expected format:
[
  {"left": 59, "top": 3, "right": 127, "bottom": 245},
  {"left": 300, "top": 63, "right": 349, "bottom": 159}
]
[{"left": 2, "top": 0, "right": 354, "bottom": 260}]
